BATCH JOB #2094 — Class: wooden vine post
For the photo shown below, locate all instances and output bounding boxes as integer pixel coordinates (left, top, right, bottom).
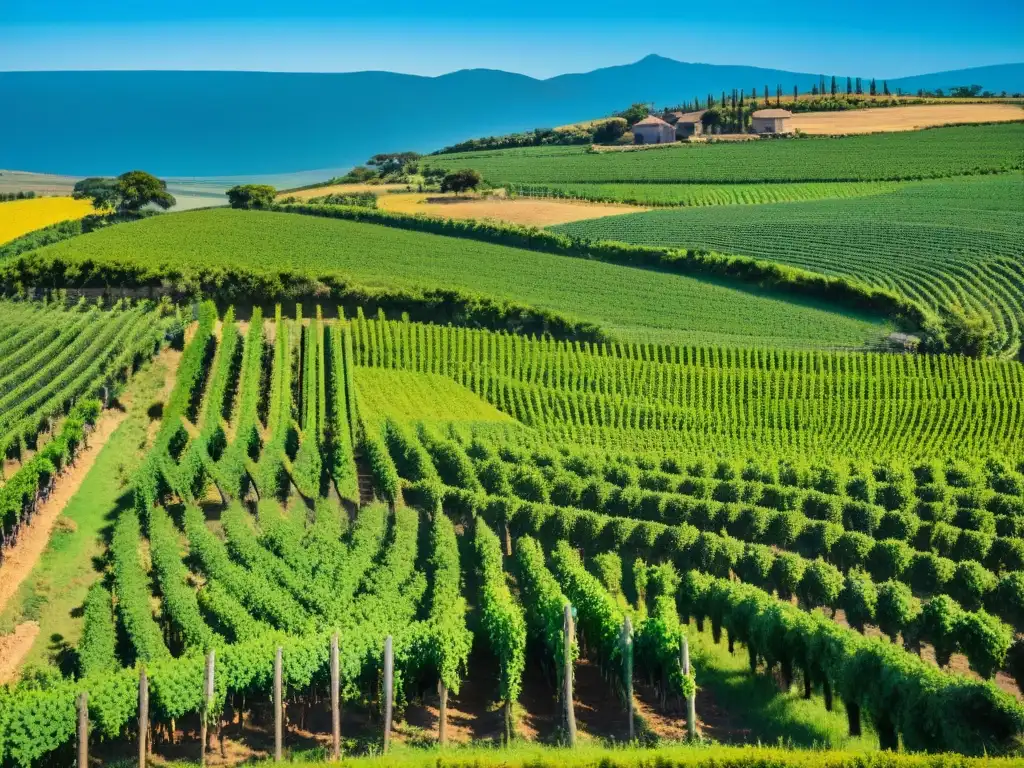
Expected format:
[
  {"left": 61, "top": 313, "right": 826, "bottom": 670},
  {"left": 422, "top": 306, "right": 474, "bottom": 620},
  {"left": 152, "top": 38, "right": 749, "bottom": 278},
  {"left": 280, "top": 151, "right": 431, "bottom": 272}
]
[
  {"left": 681, "top": 633, "right": 696, "bottom": 741},
  {"left": 563, "top": 603, "right": 577, "bottom": 747},
  {"left": 383, "top": 635, "right": 394, "bottom": 754},
  {"left": 274, "top": 646, "right": 283, "bottom": 762},
  {"left": 622, "top": 616, "right": 634, "bottom": 741},
  {"left": 200, "top": 650, "right": 215, "bottom": 766},
  {"left": 330, "top": 633, "right": 341, "bottom": 761},
  {"left": 438, "top": 679, "right": 448, "bottom": 745},
  {"left": 77, "top": 691, "right": 88, "bottom": 768},
  {"left": 138, "top": 666, "right": 149, "bottom": 768}
]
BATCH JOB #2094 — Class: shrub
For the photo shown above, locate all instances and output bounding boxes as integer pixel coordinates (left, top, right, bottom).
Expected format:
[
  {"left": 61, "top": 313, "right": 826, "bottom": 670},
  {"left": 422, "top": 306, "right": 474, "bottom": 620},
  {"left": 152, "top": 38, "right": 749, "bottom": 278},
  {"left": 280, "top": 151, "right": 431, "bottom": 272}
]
[
  {"left": 917, "top": 595, "right": 962, "bottom": 666},
  {"left": 226, "top": 184, "right": 277, "bottom": 209},
  {"left": 510, "top": 465, "right": 549, "bottom": 503},
  {"left": 956, "top": 610, "right": 1013, "bottom": 679},
  {"left": 797, "top": 559, "right": 844, "bottom": 611},
  {"left": 832, "top": 531, "right": 874, "bottom": 571},
  {"left": 771, "top": 552, "right": 806, "bottom": 600},
  {"left": 993, "top": 571, "right": 1024, "bottom": 629},
  {"left": 877, "top": 510, "right": 919, "bottom": 541},
  {"left": 549, "top": 471, "right": 584, "bottom": 508},
  {"left": 866, "top": 539, "right": 913, "bottom": 582},
  {"left": 949, "top": 560, "right": 997, "bottom": 610},
  {"left": 907, "top": 551, "right": 955, "bottom": 596},
  {"left": 840, "top": 569, "right": 878, "bottom": 632},
  {"left": 478, "top": 457, "right": 512, "bottom": 496},
  {"left": 875, "top": 580, "right": 919, "bottom": 643},
  {"left": 954, "top": 529, "right": 994, "bottom": 563},
  {"left": 736, "top": 544, "right": 775, "bottom": 589},
  {"left": 987, "top": 537, "right": 1024, "bottom": 574},
  {"left": 843, "top": 500, "right": 882, "bottom": 534}
]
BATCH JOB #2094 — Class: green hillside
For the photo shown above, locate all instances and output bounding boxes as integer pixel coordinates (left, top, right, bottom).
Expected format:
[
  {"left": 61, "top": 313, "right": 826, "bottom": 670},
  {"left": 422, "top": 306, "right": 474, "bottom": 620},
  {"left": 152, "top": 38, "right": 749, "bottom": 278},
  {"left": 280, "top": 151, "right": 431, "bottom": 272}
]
[
  {"left": 427, "top": 123, "right": 1024, "bottom": 185},
  {"left": 552, "top": 173, "right": 1024, "bottom": 355},
  {"left": 13, "top": 208, "right": 890, "bottom": 349}
]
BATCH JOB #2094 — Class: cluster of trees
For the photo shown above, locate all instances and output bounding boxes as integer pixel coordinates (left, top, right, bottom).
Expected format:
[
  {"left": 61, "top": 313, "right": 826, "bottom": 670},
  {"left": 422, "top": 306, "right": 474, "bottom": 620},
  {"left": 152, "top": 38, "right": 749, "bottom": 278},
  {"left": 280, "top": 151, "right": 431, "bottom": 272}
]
[
  {"left": 439, "top": 169, "right": 482, "bottom": 194},
  {"left": 0, "top": 190, "right": 36, "bottom": 202},
  {"left": 226, "top": 184, "right": 276, "bottom": 209},
  {"left": 73, "top": 171, "right": 176, "bottom": 213}
]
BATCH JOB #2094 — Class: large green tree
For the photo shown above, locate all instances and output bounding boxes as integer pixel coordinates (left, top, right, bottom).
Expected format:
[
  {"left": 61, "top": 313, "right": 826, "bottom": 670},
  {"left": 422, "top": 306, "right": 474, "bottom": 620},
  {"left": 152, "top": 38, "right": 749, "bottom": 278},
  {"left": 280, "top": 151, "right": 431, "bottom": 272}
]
[
  {"left": 226, "top": 184, "right": 277, "bottom": 209},
  {"left": 75, "top": 171, "right": 175, "bottom": 213}
]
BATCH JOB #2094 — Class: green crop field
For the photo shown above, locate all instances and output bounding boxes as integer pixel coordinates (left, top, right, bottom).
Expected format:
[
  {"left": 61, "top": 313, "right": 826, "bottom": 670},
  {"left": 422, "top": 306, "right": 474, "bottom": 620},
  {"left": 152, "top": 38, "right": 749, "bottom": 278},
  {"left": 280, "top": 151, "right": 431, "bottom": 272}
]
[
  {"left": 2, "top": 88, "right": 1024, "bottom": 768},
  {"left": 427, "top": 123, "right": 1024, "bottom": 185},
  {"left": 3, "top": 304, "right": 1021, "bottom": 768},
  {"left": 507, "top": 180, "right": 901, "bottom": 207},
  {"left": 553, "top": 174, "right": 1024, "bottom": 355},
  {"left": 11, "top": 208, "right": 891, "bottom": 350}
]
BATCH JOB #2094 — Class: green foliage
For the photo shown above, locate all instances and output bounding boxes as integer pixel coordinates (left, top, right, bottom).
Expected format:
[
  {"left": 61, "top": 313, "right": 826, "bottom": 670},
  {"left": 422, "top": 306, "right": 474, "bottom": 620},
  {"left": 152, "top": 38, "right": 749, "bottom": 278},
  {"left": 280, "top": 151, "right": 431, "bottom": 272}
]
[
  {"left": 554, "top": 174, "right": 1024, "bottom": 356},
  {"left": 440, "top": 168, "right": 482, "bottom": 194},
  {"left": 839, "top": 570, "right": 877, "bottom": 632},
  {"left": 956, "top": 609, "right": 1013, "bottom": 679},
  {"left": 226, "top": 184, "right": 276, "bottom": 209},
  {"left": 77, "top": 584, "right": 118, "bottom": 678},
  {"left": 473, "top": 519, "right": 526, "bottom": 705},
  {"left": 874, "top": 581, "right": 919, "bottom": 643}
]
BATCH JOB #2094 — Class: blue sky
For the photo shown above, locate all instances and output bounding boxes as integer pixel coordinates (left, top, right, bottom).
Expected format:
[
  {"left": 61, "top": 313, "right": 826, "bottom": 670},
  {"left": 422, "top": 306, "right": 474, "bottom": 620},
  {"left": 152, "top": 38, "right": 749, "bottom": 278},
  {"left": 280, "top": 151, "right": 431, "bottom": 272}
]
[{"left": 3, "top": 2, "right": 1022, "bottom": 78}]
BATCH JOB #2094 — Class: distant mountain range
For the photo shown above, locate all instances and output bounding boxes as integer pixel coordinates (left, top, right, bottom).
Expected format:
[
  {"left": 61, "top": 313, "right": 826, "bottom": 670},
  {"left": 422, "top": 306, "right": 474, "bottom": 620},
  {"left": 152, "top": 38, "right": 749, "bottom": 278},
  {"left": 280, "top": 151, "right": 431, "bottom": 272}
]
[{"left": 2, "top": 56, "right": 1022, "bottom": 179}]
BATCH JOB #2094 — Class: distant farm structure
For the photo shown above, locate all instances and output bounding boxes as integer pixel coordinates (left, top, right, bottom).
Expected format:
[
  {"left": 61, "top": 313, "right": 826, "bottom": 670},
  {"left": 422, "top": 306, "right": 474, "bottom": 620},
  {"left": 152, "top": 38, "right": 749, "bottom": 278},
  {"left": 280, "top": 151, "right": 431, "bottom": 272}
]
[
  {"left": 752, "top": 108, "right": 794, "bottom": 134},
  {"left": 631, "top": 114, "right": 676, "bottom": 144},
  {"left": 664, "top": 110, "right": 707, "bottom": 139}
]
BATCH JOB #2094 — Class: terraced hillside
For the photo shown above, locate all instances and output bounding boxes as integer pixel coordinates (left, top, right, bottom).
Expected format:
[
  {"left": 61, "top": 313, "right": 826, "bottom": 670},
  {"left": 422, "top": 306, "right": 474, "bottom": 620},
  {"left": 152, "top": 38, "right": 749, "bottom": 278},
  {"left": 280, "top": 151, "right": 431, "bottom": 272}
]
[
  {"left": 5, "top": 208, "right": 891, "bottom": 350},
  {"left": 2, "top": 305, "right": 1021, "bottom": 768},
  {"left": 553, "top": 174, "right": 1024, "bottom": 356}
]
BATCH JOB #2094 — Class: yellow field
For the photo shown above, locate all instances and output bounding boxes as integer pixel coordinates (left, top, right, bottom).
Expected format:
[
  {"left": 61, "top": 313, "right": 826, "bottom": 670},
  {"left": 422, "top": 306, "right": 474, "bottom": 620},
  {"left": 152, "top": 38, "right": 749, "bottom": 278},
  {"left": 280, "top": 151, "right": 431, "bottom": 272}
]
[
  {"left": 0, "top": 197, "right": 96, "bottom": 245},
  {"left": 377, "top": 191, "right": 644, "bottom": 226},
  {"left": 791, "top": 103, "right": 1024, "bottom": 134}
]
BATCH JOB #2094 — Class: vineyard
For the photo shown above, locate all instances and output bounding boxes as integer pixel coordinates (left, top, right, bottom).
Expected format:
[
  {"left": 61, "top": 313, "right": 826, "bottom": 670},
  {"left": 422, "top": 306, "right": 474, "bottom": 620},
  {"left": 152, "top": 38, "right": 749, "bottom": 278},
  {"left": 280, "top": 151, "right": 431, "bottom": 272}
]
[
  {"left": 552, "top": 173, "right": 1024, "bottom": 356},
  {"left": 507, "top": 181, "right": 900, "bottom": 207},
  {"left": 8, "top": 208, "right": 891, "bottom": 350},
  {"left": 426, "top": 123, "right": 1024, "bottom": 184},
  {"left": 0, "top": 298, "right": 170, "bottom": 557},
  {"left": 0, "top": 305, "right": 1021, "bottom": 767}
]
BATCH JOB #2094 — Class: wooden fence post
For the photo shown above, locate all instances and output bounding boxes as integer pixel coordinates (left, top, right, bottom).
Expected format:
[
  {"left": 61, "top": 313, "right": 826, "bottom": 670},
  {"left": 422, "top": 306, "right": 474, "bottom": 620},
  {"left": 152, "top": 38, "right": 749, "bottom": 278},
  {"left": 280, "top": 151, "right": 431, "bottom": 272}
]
[
  {"left": 138, "top": 667, "right": 148, "bottom": 768},
  {"left": 438, "top": 679, "right": 448, "bottom": 745},
  {"left": 681, "top": 633, "right": 696, "bottom": 741},
  {"left": 563, "top": 604, "right": 577, "bottom": 747},
  {"left": 331, "top": 633, "right": 341, "bottom": 761},
  {"left": 622, "top": 616, "right": 634, "bottom": 741},
  {"left": 200, "top": 650, "right": 215, "bottom": 766},
  {"left": 77, "top": 691, "right": 88, "bottom": 768},
  {"left": 274, "top": 646, "right": 283, "bottom": 762},
  {"left": 383, "top": 635, "right": 394, "bottom": 754}
]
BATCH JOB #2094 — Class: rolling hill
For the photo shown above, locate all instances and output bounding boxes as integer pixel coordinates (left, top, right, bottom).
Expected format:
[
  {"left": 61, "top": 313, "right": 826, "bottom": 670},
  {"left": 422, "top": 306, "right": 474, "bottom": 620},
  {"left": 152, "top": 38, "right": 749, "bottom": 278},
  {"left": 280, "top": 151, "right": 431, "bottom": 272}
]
[{"left": 2, "top": 57, "right": 1021, "bottom": 177}]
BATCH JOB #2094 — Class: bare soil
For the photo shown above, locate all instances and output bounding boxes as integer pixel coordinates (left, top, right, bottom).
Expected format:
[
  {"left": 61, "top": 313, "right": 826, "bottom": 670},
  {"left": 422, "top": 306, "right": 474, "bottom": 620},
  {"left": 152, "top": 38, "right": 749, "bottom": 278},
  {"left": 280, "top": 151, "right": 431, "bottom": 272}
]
[
  {"left": 791, "top": 103, "right": 1023, "bottom": 134},
  {"left": 378, "top": 192, "right": 643, "bottom": 227}
]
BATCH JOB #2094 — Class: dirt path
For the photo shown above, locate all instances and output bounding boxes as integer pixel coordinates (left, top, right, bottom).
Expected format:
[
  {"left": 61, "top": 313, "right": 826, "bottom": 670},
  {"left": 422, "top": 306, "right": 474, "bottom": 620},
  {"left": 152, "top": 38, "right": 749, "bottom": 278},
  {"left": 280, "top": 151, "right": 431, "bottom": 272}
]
[
  {"left": 0, "top": 622, "right": 40, "bottom": 683},
  {"left": 0, "top": 406, "right": 128, "bottom": 614}
]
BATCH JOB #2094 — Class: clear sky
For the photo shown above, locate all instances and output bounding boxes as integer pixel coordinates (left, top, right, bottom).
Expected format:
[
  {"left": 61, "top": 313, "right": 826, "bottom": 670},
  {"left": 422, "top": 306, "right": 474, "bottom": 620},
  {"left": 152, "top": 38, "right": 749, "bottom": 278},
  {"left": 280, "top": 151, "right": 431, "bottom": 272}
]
[{"left": 3, "top": 1, "right": 1021, "bottom": 78}]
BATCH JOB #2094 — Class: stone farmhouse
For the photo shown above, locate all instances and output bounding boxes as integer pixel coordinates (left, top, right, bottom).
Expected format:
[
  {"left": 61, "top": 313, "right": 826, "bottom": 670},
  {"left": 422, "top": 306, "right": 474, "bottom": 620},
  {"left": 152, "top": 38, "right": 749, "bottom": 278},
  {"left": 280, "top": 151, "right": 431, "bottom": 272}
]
[
  {"left": 664, "top": 110, "right": 706, "bottom": 139},
  {"left": 631, "top": 115, "right": 676, "bottom": 144},
  {"left": 751, "top": 108, "right": 794, "bottom": 134}
]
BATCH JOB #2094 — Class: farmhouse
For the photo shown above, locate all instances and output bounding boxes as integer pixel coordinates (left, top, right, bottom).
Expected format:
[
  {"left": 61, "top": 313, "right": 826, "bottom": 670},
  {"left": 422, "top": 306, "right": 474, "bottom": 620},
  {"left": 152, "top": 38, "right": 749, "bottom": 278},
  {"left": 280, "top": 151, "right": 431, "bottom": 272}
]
[
  {"left": 665, "top": 110, "right": 706, "bottom": 139},
  {"left": 752, "top": 108, "right": 794, "bottom": 134},
  {"left": 632, "top": 115, "right": 676, "bottom": 145}
]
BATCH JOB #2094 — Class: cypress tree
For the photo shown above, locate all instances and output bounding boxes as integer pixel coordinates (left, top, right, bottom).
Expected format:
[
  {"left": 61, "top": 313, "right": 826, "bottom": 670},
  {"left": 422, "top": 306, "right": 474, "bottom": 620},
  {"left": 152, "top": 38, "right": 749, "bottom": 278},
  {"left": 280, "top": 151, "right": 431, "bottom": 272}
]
[
  {"left": 870, "top": 78, "right": 877, "bottom": 96},
  {"left": 764, "top": 84, "right": 770, "bottom": 105},
  {"left": 831, "top": 75, "right": 837, "bottom": 95},
  {"left": 793, "top": 84, "right": 798, "bottom": 101}
]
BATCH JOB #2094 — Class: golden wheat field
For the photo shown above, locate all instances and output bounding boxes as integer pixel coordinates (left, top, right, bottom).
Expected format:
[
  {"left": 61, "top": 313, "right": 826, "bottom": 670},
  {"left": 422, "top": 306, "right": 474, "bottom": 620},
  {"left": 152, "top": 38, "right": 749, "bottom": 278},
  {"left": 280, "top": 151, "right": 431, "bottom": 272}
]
[
  {"left": 0, "top": 197, "right": 96, "bottom": 245},
  {"left": 377, "top": 191, "right": 644, "bottom": 226}
]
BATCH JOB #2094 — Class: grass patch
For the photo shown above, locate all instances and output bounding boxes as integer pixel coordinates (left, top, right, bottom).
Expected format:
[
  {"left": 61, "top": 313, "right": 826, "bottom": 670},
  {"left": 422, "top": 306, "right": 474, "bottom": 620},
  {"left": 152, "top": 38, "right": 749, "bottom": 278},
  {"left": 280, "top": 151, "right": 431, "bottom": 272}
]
[{"left": 21, "top": 208, "right": 891, "bottom": 350}]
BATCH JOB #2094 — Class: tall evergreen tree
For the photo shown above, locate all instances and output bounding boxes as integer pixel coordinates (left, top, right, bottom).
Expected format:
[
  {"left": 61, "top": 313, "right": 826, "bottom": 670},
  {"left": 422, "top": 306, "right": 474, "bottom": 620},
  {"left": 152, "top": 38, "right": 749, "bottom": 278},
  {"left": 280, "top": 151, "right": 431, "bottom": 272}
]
[
  {"left": 856, "top": 77, "right": 863, "bottom": 94},
  {"left": 831, "top": 75, "right": 837, "bottom": 95},
  {"left": 764, "top": 84, "right": 770, "bottom": 105},
  {"left": 883, "top": 80, "right": 890, "bottom": 96},
  {"left": 793, "top": 84, "right": 798, "bottom": 101},
  {"left": 847, "top": 76, "right": 853, "bottom": 95},
  {"left": 776, "top": 84, "right": 782, "bottom": 105},
  {"left": 870, "top": 78, "right": 877, "bottom": 96}
]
